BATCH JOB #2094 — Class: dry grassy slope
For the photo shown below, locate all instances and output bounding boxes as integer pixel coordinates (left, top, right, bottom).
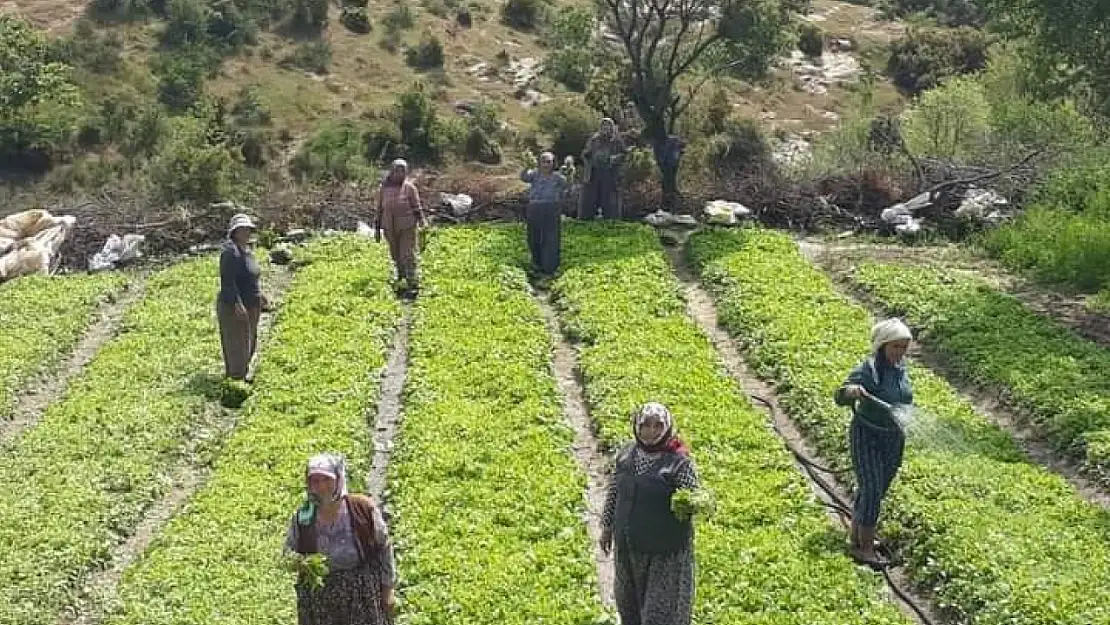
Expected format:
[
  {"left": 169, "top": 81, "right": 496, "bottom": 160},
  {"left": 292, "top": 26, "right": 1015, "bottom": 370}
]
[{"left": 5, "top": 0, "right": 908, "bottom": 173}]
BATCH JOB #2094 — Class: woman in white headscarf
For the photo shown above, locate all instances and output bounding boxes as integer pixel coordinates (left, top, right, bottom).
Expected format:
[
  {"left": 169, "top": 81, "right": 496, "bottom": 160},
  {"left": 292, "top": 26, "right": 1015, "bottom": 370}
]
[
  {"left": 600, "top": 402, "right": 699, "bottom": 625},
  {"left": 284, "top": 453, "right": 397, "bottom": 625},
  {"left": 374, "top": 159, "right": 427, "bottom": 295},
  {"left": 835, "top": 318, "right": 914, "bottom": 568},
  {"left": 216, "top": 213, "right": 269, "bottom": 381}
]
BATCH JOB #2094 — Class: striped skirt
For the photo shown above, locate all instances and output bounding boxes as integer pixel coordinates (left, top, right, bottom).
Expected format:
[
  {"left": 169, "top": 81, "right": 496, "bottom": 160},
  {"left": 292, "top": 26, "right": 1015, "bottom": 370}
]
[{"left": 849, "top": 414, "right": 905, "bottom": 527}]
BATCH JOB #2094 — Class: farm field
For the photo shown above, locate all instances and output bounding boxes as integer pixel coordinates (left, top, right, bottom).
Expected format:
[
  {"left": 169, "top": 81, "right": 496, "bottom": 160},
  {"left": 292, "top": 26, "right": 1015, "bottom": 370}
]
[{"left": 3, "top": 223, "right": 1110, "bottom": 625}]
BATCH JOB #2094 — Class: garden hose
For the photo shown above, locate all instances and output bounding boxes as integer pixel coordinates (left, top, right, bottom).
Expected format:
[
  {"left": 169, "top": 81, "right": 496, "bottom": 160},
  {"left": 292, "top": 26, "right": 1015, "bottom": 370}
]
[{"left": 747, "top": 392, "right": 938, "bottom": 625}]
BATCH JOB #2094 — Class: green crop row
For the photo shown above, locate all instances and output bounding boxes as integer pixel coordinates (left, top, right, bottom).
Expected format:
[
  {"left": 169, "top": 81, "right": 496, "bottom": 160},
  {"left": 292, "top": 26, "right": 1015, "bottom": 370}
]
[
  {"left": 0, "top": 272, "right": 127, "bottom": 419},
  {"left": 0, "top": 258, "right": 226, "bottom": 625},
  {"left": 688, "top": 227, "right": 1110, "bottom": 625},
  {"left": 551, "top": 222, "right": 909, "bottom": 624},
  {"left": 102, "top": 237, "right": 402, "bottom": 625},
  {"left": 389, "top": 225, "right": 607, "bottom": 625},
  {"left": 849, "top": 261, "right": 1110, "bottom": 480}
]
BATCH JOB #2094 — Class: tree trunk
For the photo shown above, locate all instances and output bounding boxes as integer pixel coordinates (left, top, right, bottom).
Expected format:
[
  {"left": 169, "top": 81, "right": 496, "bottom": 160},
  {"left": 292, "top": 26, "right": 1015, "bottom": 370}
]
[{"left": 652, "top": 135, "right": 682, "bottom": 210}]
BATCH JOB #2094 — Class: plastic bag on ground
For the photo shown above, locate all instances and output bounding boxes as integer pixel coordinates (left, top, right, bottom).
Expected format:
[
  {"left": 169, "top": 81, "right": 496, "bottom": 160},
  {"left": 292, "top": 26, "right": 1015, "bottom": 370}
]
[
  {"left": 440, "top": 193, "right": 475, "bottom": 217},
  {"left": 704, "top": 200, "right": 752, "bottom": 226},
  {"left": 0, "top": 210, "right": 77, "bottom": 281},
  {"left": 89, "top": 234, "right": 145, "bottom": 272}
]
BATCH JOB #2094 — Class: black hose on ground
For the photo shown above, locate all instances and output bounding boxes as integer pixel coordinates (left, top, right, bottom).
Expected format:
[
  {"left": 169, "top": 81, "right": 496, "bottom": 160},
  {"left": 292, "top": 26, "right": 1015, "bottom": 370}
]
[{"left": 747, "top": 392, "right": 938, "bottom": 625}]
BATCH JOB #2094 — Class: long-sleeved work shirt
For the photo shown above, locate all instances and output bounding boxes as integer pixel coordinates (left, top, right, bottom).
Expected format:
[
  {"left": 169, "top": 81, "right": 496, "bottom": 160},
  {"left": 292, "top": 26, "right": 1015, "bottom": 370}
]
[
  {"left": 218, "top": 239, "right": 262, "bottom": 308},
  {"left": 521, "top": 169, "right": 569, "bottom": 204}
]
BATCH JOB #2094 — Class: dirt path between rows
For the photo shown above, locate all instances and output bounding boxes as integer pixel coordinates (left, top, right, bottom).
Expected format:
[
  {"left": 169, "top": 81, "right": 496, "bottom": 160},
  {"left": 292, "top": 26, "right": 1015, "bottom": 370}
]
[
  {"left": 367, "top": 306, "right": 412, "bottom": 504},
  {"left": 664, "top": 242, "right": 937, "bottom": 625},
  {"left": 536, "top": 290, "right": 616, "bottom": 609},
  {"left": 799, "top": 241, "right": 1110, "bottom": 511},
  {"left": 1, "top": 275, "right": 147, "bottom": 451},
  {"left": 59, "top": 265, "right": 297, "bottom": 625}
]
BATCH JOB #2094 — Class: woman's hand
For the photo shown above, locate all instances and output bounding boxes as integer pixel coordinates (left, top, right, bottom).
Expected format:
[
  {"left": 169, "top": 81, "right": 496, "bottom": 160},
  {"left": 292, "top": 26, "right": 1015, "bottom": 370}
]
[
  {"left": 381, "top": 587, "right": 397, "bottom": 616},
  {"left": 842, "top": 384, "right": 864, "bottom": 400},
  {"left": 599, "top": 528, "right": 613, "bottom": 556},
  {"left": 234, "top": 302, "right": 248, "bottom": 318}
]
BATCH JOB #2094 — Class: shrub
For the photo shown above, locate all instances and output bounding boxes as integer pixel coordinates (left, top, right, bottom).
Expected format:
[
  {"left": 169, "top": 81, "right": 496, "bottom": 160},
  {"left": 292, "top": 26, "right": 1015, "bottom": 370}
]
[
  {"left": 282, "top": 41, "right": 332, "bottom": 74},
  {"left": 798, "top": 23, "right": 824, "bottom": 57},
  {"left": 383, "top": 1, "right": 415, "bottom": 30},
  {"left": 543, "top": 6, "right": 594, "bottom": 92},
  {"left": 291, "top": 120, "right": 372, "bottom": 182},
  {"left": 89, "top": 0, "right": 149, "bottom": 21},
  {"left": 146, "top": 114, "right": 245, "bottom": 204},
  {"left": 405, "top": 34, "right": 444, "bottom": 70},
  {"left": 57, "top": 20, "right": 124, "bottom": 73},
  {"left": 161, "top": 0, "right": 209, "bottom": 48},
  {"left": 464, "top": 127, "right": 502, "bottom": 163},
  {"left": 457, "top": 7, "right": 472, "bottom": 27},
  {"left": 500, "top": 0, "right": 543, "bottom": 30},
  {"left": 206, "top": 0, "right": 257, "bottom": 49},
  {"left": 231, "top": 86, "right": 272, "bottom": 126},
  {"left": 290, "top": 0, "right": 328, "bottom": 34},
  {"left": 396, "top": 83, "right": 447, "bottom": 162},
  {"left": 887, "top": 26, "right": 988, "bottom": 96},
  {"left": 153, "top": 45, "right": 217, "bottom": 112},
  {"left": 535, "top": 99, "right": 596, "bottom": 160},
  {"left": 878, "top": 0, "right": 985, "bottom": 27},
  {"left": 340, "top": 7, "right": 371, "bottom": 33},
  {"left": 703, "top": 118, "right": 770, "bottom": 173},
  {"left": 364, "top": 117, "right": 403, "bottom": 164},
  {"left": 900, "top": 76, "right": 990, "bottom": 161}
]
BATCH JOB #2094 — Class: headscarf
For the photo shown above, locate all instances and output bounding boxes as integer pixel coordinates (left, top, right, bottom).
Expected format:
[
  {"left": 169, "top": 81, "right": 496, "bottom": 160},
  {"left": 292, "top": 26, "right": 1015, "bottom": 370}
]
[
  {"left": 632, "top": 402, "right": 689, "bottom": 456},
  {"left": 296, "top": 452, "right": 349, "bottom": 526},
  {"left": 384, "top": 158, "right": 408, "bottom": 187},
  {"left": 871, "top": 318, "right": 913, "bottom": 355},
  {"left": 598, "top": 117, "right": 617, "bottom": 140}
]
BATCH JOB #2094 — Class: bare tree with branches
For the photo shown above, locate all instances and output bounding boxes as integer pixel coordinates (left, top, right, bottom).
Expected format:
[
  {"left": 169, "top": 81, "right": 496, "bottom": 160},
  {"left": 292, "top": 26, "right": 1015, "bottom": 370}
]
[{"left": 596, "top": 0, "right": 792, "bottom": 207}]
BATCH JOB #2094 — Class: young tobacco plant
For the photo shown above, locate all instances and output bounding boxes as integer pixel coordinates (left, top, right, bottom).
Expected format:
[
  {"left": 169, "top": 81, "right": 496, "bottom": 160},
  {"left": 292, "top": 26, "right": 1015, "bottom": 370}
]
[
  {"left": 104, "top": 236, "right": 402, "bottom": 625},
  {"left": 850, "top": 261, "right": 1110, "bottom": 480},
  {"left": 0, "top": 258, "right": 221, "bottom": 625},
  {"left": 552, "top": 222, "right": 910, "bottom": 624},
  {"left": 0, "top": 272, "right": 127, "bottom": 421},
  {"left": 689, "top": 227, "right": 1110, "bottom": 625},
  {"left": 389, "top": 225, "right": 609, "bottom": 625}
]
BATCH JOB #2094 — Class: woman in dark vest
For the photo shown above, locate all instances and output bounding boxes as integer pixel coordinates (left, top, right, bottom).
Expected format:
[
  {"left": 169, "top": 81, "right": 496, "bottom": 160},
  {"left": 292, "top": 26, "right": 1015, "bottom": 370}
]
[
  {"left": 217, "top": 213, "right": 268, "bottom": 382},
  {"left": 835, "top": 318, "right": 914, "bottom": 568},
  {"left": 284, "top": 453, "right": 397, "bottom": 625},
  {"left": 600, "top": 402, "right": 699, "bottom": 625}
]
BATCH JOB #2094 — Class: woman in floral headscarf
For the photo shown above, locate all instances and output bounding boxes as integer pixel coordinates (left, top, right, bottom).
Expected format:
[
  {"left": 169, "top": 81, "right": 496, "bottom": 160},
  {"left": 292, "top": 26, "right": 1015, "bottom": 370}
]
[
  {"left": 284, "top": 453, "right": 397, "bottom": 625},
  {"left": 600, "top": 402, "right": 699, "bottom": 625}
]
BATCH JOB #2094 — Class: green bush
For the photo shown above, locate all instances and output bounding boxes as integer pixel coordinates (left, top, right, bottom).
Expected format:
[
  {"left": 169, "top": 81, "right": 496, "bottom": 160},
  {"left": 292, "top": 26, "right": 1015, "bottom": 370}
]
[
  {"left": 536, "top": 99, "right": 596, "bottom": 162},
  {"left": 291, "top": 120, "right": 373, "bottom": 182},
  {"left": 153, "top": 46, "right": 216, "bottom": 111},
  {"left": 56, "top": 20, "right": 124, "bottom": 74},
  {"left": 543, "top": 6, "right": 594, "bottom": 92},
  {"left": 798, "top": 23, "right": 824, "bottom": 57},
  {"left": 340, "top": 7, "right": 371, "bottom": 33},
  {"left": 89, "top": 0, "right": 150, "bottom": 21},
  {"left": 464, "top": 127, "right": 502, "bottom": 164},
  {"left": 878, "top": 0, "right": 985, "bottom": 27},
  {"left": 289, "top": 0, "right": 328, "bottom": 34},
  {"left": 231, "top": 86, "right": 272, "bottom": 126},
  {"left": 282, "top": 41, "right": 332, "bottom": 74},
  {"left": 900, "top": 76, "right": 990, "bottom": 161},
  {"left": 396, "top": 83, "right": 448, "bottom": 162},
  {"left": 383, "top": 1, "right": 415, "bottom": 30},
  {"left": 364, "top": 117, "right": 403, "bottom": 163},
  {"left": 887, "top": 26, "right": 988, "bottom": 96},
  {"left": 147, "top": 113, "right": 246, "bottom": 204},
  {"left": 703, "top": 118, "right": 771, "bottom": 173},
  {"left": 500, "top": 0, "right": 544, "bottom": 30},
  {"left": 405, "top": 34, "right": 444, "bottom": 70},
  {"left": 161, "top": 0, "right": 210, "bottom": 48}
]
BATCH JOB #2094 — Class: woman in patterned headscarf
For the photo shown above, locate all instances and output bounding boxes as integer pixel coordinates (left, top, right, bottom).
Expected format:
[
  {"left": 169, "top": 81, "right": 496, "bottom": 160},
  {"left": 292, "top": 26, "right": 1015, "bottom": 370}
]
[
  {"left": 601, "top": 402, "right": 699, "bottom": 625},
  {"left": 835, "top": 318, "right": 914, "bottom": 568},
  {"left": 284, "top": 453, "right": 398, "bottom": 625}
]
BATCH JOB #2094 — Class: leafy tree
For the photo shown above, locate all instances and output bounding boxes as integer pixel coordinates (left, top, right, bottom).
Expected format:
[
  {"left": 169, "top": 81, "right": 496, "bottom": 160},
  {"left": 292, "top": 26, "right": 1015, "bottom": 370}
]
[{"left": 596, "top": 0, "right": 792, "bottom": 206}]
